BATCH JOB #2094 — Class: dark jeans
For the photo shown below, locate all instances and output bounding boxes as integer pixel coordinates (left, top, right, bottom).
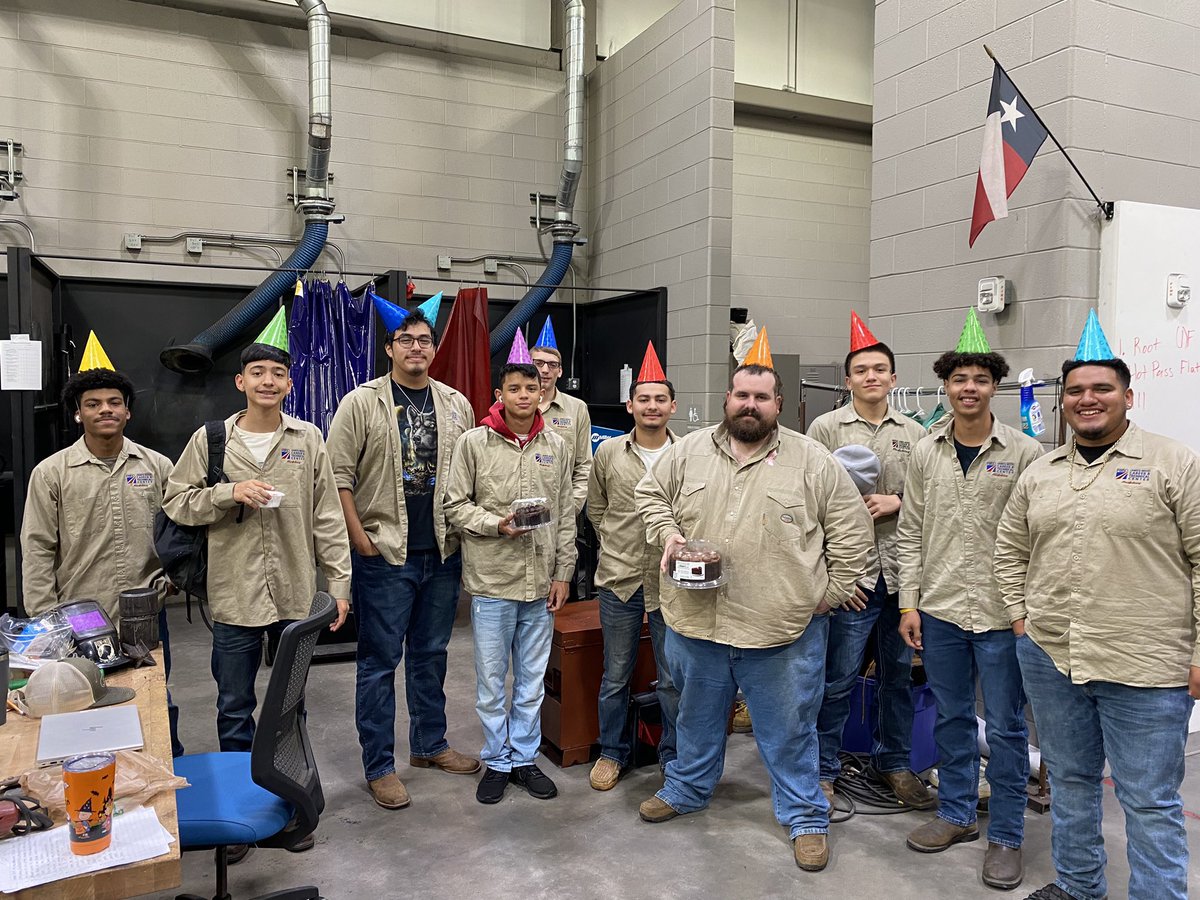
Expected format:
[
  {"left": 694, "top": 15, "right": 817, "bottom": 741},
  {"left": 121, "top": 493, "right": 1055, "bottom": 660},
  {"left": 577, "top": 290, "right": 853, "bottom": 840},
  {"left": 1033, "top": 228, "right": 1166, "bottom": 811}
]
[
  {"left": 815, "top": 573, "right": 914, "bottom": 781},
  {"left": 211, "top": 618, "right": 289, "bottom": 752},
  {"left": 159, "top": 606, "right": 184, "bottom": 758},
  {"left": 596, "top": 587, "right": 679, "bottom": 769},
  {"left": 354, "top": 549, "right": 463, "bottom": 781}
]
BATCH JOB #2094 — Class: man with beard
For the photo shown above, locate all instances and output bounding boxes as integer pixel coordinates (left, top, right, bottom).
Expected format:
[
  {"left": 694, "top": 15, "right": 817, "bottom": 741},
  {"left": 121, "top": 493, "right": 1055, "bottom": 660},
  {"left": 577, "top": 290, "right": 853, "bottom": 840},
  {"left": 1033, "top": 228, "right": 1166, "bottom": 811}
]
[
  {"left": 995, "top": 312, "right": 1200, "bottom": 900},
  {"left": 634, "top": 361, "right": 872, "bottom": 872}
]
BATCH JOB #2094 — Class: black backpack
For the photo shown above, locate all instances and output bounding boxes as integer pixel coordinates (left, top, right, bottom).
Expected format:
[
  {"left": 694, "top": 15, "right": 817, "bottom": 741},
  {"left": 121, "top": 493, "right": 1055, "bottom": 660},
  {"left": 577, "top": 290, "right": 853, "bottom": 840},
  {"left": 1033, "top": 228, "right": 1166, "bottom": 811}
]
[{"left": 153, "top": 421, "right": 227, "bottom": 627}]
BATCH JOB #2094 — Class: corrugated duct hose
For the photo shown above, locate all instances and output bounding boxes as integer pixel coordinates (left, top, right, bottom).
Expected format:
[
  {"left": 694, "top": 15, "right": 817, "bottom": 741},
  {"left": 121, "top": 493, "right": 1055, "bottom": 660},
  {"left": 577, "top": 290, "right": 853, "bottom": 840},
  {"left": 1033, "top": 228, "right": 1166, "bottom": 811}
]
[
  {"left": 160, "top": 220, "right": 328, "bottom": 374},
  {"left": 488, "top": 240, "right": 574, "bottom": 356}
]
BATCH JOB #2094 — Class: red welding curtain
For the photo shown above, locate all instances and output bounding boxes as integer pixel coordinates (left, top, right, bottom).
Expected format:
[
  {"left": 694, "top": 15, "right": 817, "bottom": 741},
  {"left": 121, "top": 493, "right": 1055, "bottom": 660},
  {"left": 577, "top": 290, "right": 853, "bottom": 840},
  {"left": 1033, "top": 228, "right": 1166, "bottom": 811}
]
[{"left": 429, "top": 286, "right": 492, "bottom": 423}]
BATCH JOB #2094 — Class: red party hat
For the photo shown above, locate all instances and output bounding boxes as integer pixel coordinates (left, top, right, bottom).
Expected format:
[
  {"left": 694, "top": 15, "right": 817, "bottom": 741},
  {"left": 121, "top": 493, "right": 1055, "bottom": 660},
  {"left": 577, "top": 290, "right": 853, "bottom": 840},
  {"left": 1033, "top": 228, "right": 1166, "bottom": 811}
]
[
  {"left": 636, "top": 341, "right": 667, "bottom": 383},
  {"left": 849, "top": 311, "right": 880, "bottom": 352}
]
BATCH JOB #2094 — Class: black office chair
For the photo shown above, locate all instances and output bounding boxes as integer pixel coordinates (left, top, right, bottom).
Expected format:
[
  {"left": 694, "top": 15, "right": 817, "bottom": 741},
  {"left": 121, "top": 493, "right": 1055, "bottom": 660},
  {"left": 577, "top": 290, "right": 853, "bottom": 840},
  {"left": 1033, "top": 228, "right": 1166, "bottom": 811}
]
[{"left": 174, "top": 593, "right": 335, "bottom": 900}]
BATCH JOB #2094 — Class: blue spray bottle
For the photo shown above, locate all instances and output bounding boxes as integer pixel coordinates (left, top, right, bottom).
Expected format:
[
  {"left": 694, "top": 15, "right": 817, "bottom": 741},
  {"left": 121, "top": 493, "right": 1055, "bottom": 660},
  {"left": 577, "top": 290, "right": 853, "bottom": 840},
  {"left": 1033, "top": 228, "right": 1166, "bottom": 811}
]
[{"left": 1018, "top": 367, "right": 1045, "bottom": 438}]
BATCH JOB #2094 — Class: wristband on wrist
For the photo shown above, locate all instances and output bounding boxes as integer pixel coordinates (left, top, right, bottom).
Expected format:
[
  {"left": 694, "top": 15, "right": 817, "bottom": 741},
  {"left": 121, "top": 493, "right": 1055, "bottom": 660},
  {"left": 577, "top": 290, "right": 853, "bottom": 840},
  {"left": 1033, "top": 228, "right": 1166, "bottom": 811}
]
[{"left": 899, "top": 607, "right": 916, "bottom": 614}]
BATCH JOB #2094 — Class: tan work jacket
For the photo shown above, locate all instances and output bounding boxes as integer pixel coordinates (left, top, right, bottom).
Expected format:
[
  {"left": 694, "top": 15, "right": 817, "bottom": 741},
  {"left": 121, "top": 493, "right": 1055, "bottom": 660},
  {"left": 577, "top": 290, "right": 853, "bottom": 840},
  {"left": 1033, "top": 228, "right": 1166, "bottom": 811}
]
[
  {"left": 444, "top": 425, "right": 576, "bottom": 601},
  {"left": 634, "top": 424, "right": 872, "bottom": 648},
  {"left": 587, "top": 429, "right": 678, "bottom": 608},
  {"left": 162, "top": 412, "right": 351, "bottom": 627},
  {"left": 21, "top": 437, "right": 173, "bottom": 621},
  {"left": 995, "top": 423, "right": 1200, "bottom": 687},
  {"left": 326, "top": 375, "right": 474, "bottom": 565},
  {"left": 897, "top": 416, "right": 1042, "bottom": 632},
  {"left": 541, "top": 389, "right": 592, "bottom": 513},
  {"left": 807, "top": 402, "right": 927, "bottom": 593}
]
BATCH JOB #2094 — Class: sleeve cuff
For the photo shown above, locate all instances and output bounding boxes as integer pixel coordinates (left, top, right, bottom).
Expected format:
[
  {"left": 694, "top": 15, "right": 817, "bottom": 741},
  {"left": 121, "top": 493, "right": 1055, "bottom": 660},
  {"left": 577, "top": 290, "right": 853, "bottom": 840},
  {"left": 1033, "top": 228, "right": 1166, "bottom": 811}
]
[
  {"left": 899, "top": 588, "right": 920, "bottom": 607},
  {"left": 213, "top": 482, "right": 238, "bottom": 509},
  {"left": 552, "top": 567, "right": 574, "bottom": 583},
  {"left": 1006, "top": 601, "right": 1028, "bottom": 624},
  {"left": 654, "top": 525, "right": 683, "bottom": 545},
  {"left": 1190, "top": 645, "right": 1200, "bottom": 668},
  {"left": 334, "top": 476, "right": 355, "bottom": 491},
  {"left": 326, "top": 579, "right": 351, "bottom": 599}
]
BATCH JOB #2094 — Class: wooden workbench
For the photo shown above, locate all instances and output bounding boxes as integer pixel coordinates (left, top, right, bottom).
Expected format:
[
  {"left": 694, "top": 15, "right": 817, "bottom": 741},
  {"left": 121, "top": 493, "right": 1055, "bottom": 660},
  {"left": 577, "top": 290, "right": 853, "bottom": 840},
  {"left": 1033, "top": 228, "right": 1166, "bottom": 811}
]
[{"left": 0, "top": 664, "right": 182, "bottom": 899}]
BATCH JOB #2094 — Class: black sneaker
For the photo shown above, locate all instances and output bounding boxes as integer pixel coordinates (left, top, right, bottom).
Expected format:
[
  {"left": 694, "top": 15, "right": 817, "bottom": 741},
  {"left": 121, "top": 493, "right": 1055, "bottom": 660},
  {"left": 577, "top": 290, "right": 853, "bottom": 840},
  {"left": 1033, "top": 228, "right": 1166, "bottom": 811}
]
[
  {"left": 1025, "top": 885, "right": 1086, "bottom": 900},
  {"left": 476, "top": 767, "right": 510, "bottom": 805},
  {"left": 509, "top": 764, "right": 558, "bottom": 799}
]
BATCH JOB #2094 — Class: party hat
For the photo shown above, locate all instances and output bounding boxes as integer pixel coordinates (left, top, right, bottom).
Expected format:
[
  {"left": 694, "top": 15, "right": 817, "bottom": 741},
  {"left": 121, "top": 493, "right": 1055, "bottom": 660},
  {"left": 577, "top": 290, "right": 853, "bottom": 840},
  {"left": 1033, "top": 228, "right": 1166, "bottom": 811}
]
[
  {"left": 534, "top": 316, "right": 557, "bottom": 350},
  {"left": 849, "top": 311, "right": 881, "bottom": 352},
  {"left": 954, "top": 308, "right": 992, "bottom": 354},
  {"left": 417, "top": 291, "right": 443, "bottom": 324},
  {"left": 636, "top": 341, "right": 667, "bottom": 383},
  {"left": 253, "top": 305, "right": 290, "bottom": 353},
  {"left": 369, "top": 284, "right": 409, "bottom": 336},
  {"left": 1073, "top": 309, "right": 1115, "bottom": 361},
  {"left": 78, "top": 331, "right": 115, "bottom": 371},
  {"left": 506, "top": 328, "right": 533, "bottom": 365},
  {"left": 742, "top": 327, "right": 774, "bottom": 369}
]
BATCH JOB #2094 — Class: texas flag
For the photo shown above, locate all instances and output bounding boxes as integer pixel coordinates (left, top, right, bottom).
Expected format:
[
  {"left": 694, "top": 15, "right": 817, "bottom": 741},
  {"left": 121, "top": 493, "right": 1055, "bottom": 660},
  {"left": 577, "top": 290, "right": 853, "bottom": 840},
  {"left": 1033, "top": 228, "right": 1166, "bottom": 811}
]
[{"left": 969, "top": 62, "right": 1049, "bottom": 247}]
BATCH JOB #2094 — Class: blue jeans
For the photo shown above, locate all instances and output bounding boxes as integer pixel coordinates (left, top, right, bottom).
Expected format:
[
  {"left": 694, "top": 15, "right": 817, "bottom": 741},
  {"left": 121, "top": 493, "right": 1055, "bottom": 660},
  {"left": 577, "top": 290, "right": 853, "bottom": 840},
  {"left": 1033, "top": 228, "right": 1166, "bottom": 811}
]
[
  {"left": 159, "top": 606, "right": 184, "bottom": 758},
  {"left": 920, "top": 613, "right": 1028, "bottom": 848},
  {"left": 597, "top": 587, "right": 679, "bottom": 768},
  {"left": 353, "top": 549, "right": 463, "bottom": 781},
  {"left": 658, "top": 616, "right": 829, "bottom": 839},
  {"left": 1017, "top": 635, "right": 1192, "bottom": 900},
  {"left": 211, "top": 619, "right": 289, "bottom": 752},
  {"left": 816, "top": 574, "right": 914, "bottom": 781},
  {"left": 471, "top": 596, "right": 553, "bottom": 773}
]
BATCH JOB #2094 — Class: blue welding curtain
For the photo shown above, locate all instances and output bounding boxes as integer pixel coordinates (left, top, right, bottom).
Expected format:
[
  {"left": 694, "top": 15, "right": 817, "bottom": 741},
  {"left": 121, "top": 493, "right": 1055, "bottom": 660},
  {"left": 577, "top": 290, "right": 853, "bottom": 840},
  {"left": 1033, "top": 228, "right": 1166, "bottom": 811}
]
[{"left": 284, "top": 277, "right": 376, "bottom": 436}]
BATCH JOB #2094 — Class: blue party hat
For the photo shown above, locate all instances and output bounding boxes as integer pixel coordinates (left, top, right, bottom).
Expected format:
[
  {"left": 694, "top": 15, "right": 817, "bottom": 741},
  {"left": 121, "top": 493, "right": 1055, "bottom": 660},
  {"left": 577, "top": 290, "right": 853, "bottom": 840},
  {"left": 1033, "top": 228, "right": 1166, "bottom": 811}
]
[
  {"left": 369, "top": 285, "right": 409, "bottom": 336},
  {"left": 534, "top": 316, "right": 557, "bottom": 350},
  {"left": 1073, "top": 309, "right": 1115, "bottom": 361},
  {"left": 417, "top": 291, "right": 443, "bottom": 324}
]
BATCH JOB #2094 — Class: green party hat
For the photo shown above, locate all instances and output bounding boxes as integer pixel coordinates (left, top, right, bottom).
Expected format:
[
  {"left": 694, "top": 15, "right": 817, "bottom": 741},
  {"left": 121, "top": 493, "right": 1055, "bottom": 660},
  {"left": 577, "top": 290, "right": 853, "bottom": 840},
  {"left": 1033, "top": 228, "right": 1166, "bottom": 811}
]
[
  {"left": 253, "top": 304, "right": 290, "bottom": 353},
  {"left": 954, "top": 308, "right": 992, "bottom": 353}
]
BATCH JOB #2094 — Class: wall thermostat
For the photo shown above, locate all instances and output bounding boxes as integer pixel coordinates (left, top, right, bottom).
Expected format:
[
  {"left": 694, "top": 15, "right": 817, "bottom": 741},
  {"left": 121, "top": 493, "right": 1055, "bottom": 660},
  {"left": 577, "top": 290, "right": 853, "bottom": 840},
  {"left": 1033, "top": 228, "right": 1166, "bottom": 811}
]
[
  {"left": 1167, "top": 273, "right": 1190, "bottom": 309},
  {"left": 977, "top": 276, "right": 1006, "bottom": 313}
]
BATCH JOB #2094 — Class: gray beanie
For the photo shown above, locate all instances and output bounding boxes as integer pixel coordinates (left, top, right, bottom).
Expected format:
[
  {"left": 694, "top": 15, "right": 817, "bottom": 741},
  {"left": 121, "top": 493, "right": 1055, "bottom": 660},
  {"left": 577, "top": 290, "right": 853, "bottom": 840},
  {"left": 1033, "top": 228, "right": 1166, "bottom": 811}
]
[{"left": 833, "top": 444, "right": 881, "bottom": 496}]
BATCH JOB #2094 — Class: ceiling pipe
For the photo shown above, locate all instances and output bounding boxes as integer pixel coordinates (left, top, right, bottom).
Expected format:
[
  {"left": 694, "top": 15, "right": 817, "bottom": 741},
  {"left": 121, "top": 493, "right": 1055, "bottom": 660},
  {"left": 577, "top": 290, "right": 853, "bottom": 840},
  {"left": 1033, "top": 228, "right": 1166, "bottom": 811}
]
[{"left": 0, "top": 219, "right": 36, "bottom": 253}]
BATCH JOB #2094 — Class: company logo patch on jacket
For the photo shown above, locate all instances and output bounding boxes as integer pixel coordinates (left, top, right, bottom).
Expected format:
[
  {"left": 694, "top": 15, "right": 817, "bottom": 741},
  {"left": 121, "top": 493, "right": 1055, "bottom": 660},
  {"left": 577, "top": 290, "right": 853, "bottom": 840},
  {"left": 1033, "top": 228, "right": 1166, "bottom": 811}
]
[
  {"left": 281, "top": 447, "right": 306, "bottom": 463},
  {"left": 534, "top": 452, "right": 555, "bottom": 466},
  {"left": 125, "top": 472, "right": 155, "bottom": 487},
  {"left": 1115, "top": 467, "right": 1151, "bottom": 483},
  {"left": 985, "top": 461, "right": 1015, "bottom": 477},
  {"left": 550, "top": 416, "right": 572, "bottom": 428},
  {"left": 891, "top": 439, "right": 911, "bottom": 453}
]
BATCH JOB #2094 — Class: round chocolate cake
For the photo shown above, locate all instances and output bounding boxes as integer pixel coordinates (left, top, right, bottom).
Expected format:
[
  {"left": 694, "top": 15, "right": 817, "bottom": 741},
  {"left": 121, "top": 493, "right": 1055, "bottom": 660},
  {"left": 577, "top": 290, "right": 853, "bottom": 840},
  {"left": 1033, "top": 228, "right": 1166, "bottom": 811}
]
[
  {"left": 512, "top": 500, "right": 552, "bottom": 530},
  {"left": 669, "top": 542, "right": 723, "bottom": 585}
]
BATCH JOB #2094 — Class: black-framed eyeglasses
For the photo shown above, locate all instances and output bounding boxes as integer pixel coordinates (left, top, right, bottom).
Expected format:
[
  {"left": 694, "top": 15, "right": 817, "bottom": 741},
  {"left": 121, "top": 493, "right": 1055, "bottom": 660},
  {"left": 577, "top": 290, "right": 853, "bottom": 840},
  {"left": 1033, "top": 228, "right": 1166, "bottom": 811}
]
[
  {"left": 533, "top": 360, "right": 561, "bottom": 370},
  {"left": 393, "top": 335, "right": 434, "bottom": 348}
]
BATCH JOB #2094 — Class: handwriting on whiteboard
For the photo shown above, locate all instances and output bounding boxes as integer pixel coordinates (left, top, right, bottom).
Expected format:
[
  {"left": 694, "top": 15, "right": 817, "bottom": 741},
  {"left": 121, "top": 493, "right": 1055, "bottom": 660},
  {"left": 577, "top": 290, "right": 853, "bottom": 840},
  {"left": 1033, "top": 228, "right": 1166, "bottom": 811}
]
[{"left": 1118, "top": 326, "right": 1200, "bottom": 411}]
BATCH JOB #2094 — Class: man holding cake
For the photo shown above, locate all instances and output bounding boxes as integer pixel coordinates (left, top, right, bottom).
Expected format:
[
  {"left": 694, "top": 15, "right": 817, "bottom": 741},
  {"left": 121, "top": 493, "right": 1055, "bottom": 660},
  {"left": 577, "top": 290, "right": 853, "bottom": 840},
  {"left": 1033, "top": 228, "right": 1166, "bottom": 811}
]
[{"left": 634, "top": 329, "right": 873, "bottom": 872}]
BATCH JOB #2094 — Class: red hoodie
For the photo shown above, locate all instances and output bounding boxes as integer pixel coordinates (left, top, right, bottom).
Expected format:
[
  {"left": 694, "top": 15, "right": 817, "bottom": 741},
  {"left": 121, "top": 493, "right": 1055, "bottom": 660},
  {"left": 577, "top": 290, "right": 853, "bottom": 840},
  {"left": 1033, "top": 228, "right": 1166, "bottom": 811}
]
[{"left": 480, "top": 400, "right": 545, "bottom": 448}]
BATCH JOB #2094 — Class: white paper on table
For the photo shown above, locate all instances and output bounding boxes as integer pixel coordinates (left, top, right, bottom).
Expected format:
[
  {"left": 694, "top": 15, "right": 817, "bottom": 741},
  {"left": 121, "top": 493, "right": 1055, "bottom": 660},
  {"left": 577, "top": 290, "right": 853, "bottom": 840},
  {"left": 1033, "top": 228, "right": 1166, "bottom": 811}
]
[
  {"left": 0, "top": 335, "right": 42, "bottom": 391},
  {"left": 0, "top": 805, "right": 172, "bottom": 893}
]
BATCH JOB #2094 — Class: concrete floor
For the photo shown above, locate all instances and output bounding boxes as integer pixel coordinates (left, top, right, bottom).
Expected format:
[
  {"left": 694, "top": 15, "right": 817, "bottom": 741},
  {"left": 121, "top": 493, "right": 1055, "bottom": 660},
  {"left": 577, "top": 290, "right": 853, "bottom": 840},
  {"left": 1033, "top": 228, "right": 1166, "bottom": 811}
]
[{"left": 141, "top": 602, "right": 1200, "bottom": 900}]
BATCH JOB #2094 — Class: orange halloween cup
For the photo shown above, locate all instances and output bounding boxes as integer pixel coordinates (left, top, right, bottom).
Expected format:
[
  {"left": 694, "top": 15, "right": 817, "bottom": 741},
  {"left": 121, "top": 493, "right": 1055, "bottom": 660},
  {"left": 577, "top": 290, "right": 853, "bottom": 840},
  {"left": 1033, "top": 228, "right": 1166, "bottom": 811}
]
[{"left": 63, "top": 752, "right": 116, "bottom": 855}]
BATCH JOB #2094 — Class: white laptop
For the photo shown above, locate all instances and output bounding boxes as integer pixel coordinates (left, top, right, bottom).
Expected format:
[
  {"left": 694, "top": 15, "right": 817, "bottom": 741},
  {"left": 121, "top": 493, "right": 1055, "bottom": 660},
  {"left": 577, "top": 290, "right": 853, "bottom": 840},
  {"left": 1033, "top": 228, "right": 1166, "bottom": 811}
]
[{"left": 36, "top": 705, "right": 145, "bottom": 767}]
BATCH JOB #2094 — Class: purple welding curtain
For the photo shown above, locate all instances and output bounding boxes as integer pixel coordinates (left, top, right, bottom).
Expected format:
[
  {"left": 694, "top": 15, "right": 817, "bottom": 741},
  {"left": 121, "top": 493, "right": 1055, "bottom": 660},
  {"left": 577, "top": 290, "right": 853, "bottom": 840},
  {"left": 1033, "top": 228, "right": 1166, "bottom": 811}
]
[{"left": 285, "top": 277, "right": 377, "bottom": 436}]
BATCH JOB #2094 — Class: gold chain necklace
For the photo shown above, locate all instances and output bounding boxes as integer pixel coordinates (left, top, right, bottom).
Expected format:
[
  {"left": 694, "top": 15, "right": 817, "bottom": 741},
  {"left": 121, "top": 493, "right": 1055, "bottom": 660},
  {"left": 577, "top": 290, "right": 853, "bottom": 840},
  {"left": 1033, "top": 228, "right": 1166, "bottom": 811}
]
[{"left": 1067, "top": 439, "right": 1108, "bottom": 492}]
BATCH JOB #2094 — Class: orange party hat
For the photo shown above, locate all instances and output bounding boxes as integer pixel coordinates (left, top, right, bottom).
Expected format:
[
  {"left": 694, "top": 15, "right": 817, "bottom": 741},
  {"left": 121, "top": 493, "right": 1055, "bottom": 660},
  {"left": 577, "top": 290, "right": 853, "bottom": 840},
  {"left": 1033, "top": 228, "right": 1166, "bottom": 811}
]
[{"left": 742, "top": 327, "right": 774, "bottom": 369}]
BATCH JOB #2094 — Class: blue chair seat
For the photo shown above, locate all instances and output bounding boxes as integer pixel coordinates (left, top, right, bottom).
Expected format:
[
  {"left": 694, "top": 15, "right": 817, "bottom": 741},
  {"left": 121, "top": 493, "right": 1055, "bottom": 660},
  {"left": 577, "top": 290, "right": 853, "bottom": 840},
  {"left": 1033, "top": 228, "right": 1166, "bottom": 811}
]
[{"left": 175, "top": 752, "right": 293, "bottom": 848}]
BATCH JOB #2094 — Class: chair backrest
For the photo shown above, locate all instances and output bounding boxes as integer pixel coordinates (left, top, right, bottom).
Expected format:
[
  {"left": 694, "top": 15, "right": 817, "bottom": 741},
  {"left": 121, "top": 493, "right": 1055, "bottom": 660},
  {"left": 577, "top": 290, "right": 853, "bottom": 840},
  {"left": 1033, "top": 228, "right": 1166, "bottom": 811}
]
[{"left": 250, "top": 592, "right": 336, "bottom": 841}]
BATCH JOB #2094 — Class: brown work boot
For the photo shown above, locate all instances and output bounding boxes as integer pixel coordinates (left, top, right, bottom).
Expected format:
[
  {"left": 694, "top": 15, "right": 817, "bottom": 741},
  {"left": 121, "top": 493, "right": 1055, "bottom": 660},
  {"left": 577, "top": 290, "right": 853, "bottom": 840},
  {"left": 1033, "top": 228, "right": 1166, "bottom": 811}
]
[
  {"left": 819, "top": 780, "right": 835, "bottom": 812},
  {"left": 906, "top": 816, "right": 979, "bottom": 852},
  {"left": 793, "top": 834, "right": 829, "bottom": 871},
  {"left": 368, "top": 772, "right": 411, "bottom": 809},
  {"left": 409, "top": 748, "right": 482, "bottom": 775},
  {"left": 731, "top": 698, "right": 753, "bottom": 733},
  {"left": 881, "top": 769, "right": 937, "bottom": 809},
  {"left": 982, "top": 843, "right": 1024, "bottom": 890},
  {"left": 638, "top": 795, "right": 680, "bottom": 823},
  {"left": 590, "top": 757, "right": 621, "bottom": 791}
]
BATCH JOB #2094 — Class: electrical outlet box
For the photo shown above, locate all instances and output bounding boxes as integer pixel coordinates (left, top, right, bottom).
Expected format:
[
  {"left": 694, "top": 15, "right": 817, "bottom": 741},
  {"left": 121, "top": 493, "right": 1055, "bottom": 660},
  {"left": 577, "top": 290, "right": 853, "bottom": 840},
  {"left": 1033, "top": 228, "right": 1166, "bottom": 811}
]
[
  {"left": 185, "top": 237, "right": 203, "bottom": 254},
  {"left": 1167, "top": 273, "right": 1190, "bottom": 309},
  {"left": 124, "top": 233, "right": 143, "bottom": 250},
  {"left": 564, "top": 377, "right": 580, "bottom": 391},
  {"left": 483, "top": 258, "right": 498, "bottom": 275},
  {"left": 977, "top": 276, "right": 1006, "bottom": 313},
  {"left": 436, "top": 255, "right": 452, "bottom": 271}
]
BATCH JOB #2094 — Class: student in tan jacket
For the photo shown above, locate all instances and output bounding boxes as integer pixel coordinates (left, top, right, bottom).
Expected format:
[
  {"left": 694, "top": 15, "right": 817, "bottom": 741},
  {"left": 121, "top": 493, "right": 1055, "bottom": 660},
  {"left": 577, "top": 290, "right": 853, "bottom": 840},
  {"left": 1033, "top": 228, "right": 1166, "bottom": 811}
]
[
  {"left": 163, "top": 338, "right": 351, "bottom": 759},
  {"left": 444, "top": 358, "right": 575, "bottom": 806}
]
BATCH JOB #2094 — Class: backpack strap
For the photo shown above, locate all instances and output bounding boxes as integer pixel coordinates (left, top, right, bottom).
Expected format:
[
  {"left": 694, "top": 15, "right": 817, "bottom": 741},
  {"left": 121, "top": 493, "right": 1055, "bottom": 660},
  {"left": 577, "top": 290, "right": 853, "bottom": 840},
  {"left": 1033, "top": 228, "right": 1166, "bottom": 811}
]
[{"left": 204, "top": 420, "right": 228, "bottom": 487}]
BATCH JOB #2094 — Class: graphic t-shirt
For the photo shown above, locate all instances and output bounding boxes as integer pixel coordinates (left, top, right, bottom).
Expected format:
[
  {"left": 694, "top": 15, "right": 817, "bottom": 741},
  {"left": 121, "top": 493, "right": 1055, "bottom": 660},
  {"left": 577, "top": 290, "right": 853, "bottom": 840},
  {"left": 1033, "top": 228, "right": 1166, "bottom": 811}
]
[{"left": 392, "top": 381, "right": 438, "bottom": 551}]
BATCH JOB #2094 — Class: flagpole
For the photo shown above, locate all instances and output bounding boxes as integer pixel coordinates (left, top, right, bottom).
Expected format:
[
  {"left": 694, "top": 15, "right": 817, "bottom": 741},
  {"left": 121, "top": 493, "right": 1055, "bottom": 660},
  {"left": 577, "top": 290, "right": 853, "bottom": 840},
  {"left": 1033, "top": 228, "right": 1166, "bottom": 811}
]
[{"left": 984, "top": 45, "right": 1114, "bottom": 220}]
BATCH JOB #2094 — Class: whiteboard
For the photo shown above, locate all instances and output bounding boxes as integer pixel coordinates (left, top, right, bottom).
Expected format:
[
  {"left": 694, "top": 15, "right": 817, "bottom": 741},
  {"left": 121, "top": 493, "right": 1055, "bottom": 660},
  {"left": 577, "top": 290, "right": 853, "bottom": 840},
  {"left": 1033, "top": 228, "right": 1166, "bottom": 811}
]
[{"left": 1098, "top": 201, "right": 1200, "bottom": 453}]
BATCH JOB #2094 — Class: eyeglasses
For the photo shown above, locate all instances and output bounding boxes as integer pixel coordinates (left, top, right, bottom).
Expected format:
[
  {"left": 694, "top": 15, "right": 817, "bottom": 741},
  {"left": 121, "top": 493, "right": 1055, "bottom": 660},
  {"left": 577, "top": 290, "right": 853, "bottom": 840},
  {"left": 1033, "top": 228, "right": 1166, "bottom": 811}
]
[
  {"left": 532, "top": 360, "right": 561, "bottom": 370},
  {"left": 393, "top": 335, "right": 434, "bottom": 348}
]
